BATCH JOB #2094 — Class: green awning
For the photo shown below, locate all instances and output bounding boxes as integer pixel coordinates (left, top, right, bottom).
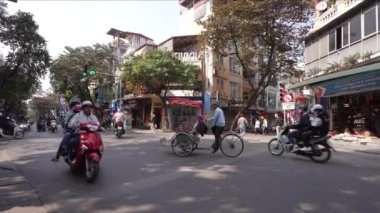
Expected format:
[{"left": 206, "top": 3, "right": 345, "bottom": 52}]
[{"left": 289, "top": 61, "right": 380, "bottom": 90}]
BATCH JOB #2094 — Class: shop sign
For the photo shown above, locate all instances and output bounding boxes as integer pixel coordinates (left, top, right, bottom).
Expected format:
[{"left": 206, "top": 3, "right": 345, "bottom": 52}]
[
  {"left": 229, "top": 100, "right": 245, "bottom": 108},
  {"left": 318, "top": 70, "right": 380, "bottom": 97},
  {"left": 128, "top": 100, "right": 137, "bottom": 108},
  {"left": 282, "top": 102, "right": 295, "bottom": 110},
  {"left": 204, "top": 92, "right": 211, "bottom": 112},
  {"left": 174, "top": 52, "right": 200, "bottom": 61},
  {"left": 212, "top": 99, "right": 229, "bottom": 108}
]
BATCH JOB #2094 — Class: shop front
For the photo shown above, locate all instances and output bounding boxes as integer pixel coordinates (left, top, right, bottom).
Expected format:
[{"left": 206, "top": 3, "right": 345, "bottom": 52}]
[
  {"left": 289, "top": 63, "right": 380, "bottom": 138},
  {"left": 123, "top": 94, "right": 163, "bottom": 129}
]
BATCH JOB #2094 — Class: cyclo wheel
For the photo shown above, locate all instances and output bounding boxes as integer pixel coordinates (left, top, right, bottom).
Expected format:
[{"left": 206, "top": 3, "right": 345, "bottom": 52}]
[
  {"left": 220, "top": 133, "right": 244, "bottom": 157},
  {"left": 171, "top": 132, "right": 194, "bottom": 157}
]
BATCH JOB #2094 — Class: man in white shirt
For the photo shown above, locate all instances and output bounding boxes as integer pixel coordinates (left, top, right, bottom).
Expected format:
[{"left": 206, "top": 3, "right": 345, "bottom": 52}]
[{"left": 237, "top": 114, "right": 248, "bottom": 137}]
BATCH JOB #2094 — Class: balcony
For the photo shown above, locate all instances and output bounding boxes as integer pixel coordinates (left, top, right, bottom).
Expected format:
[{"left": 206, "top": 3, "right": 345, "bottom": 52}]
[{"left": 312, "top": 0, "right": 364, "bottom": 32}]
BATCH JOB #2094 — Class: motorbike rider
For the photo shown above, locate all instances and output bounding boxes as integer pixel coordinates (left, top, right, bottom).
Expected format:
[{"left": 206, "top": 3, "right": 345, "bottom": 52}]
[
  {"left": 112, "top": 108, "right": 126, "bottom": 132},
  {"left": 51, "top": 98, "right": 81, "bottom": 162},
  {"left": 286, "top": 105, "right": 313, "bottom": 151}
]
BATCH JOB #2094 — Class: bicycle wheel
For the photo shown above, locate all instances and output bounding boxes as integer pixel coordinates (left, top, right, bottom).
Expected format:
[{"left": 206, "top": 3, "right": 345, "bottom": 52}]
[
  {"left": 171, "top": 133, "right": 194, "bottom": 157},
  {"left": 220, "top": 133, "right": 244, "bottom": 157}
]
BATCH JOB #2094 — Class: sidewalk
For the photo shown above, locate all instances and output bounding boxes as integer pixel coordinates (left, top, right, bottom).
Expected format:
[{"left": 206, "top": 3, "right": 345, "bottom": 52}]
[{"left": 0, "top": 142, "right": 47, "bottom": 213}]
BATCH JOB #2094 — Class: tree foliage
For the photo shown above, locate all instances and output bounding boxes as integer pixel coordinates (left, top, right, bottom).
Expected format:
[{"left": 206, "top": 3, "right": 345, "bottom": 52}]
[
  {"left": 199, "top": 0, "right": 312, "bottom": 129},
  {"left": 50, "top": 44, "right": 114, "bottom": 103},
  {"left": 121, "top": 50, "right": 199, "bottom": 100},
  {"left": 0, "top": 3, "right": 50, "bottom": 115}
]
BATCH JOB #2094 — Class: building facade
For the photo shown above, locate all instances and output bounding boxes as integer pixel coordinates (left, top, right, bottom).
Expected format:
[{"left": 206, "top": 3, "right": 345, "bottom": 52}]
[
  {"left": 290, "top": 0, "right": 380, "bottom": 138},
  {"left": 179, "top": 0, "right": 280, "bottom": 127}
]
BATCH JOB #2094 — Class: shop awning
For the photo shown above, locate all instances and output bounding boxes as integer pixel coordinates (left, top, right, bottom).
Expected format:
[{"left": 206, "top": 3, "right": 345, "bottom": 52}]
[
  {"left": 288, "top": 61, "right": 380, "bottom": 90},
  {"left": 167, "top": 98, "right": 203, "bottom": 109}
]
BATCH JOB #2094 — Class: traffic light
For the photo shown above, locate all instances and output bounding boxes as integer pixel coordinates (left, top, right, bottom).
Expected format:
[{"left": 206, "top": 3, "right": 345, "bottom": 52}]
[
  {"left": 89, "top": 69, "right": 96, "bottom": 76},
  {"left": 279, "top": 83, "right": 286, "bottom": 102},
  {"left": 82, "top": 65, "right": 88, "bottom": 78}
]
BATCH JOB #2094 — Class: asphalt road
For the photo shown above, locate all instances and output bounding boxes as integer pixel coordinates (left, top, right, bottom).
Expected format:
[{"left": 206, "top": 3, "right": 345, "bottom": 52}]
[{"left": 3, "top": 127, "right": 380, "bottom": 213}]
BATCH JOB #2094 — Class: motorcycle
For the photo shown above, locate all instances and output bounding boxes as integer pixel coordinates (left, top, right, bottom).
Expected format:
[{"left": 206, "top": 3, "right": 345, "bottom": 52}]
[
  {"left": 19, "top": 121, "right": 31, "bottom": 132},
  {"left": 37, "top": 120, "right": 46, "bottom": 132},
  {"left": 50, "top": 119, "right": 58, "bottom": 133},
  {"left": 62, "top": 122, "right": 104, "bottom": 182},
  {"left": 268, "top": 127, "right": 336, "bottom": 163},
  {"left": 114, "top": 121, "right": 125, "bottom": 138},
  {"left": 0, "top": 119, "right": 24, "bottom": 139}
]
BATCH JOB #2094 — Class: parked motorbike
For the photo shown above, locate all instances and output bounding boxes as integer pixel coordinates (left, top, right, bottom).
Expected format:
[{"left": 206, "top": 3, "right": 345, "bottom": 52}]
[
  {"left": 114, "top": 121, "right": 125, "bottom": 138},
  {"left": 50, "top": 119, "right": 58, "bottom": 133},
  {"left": 0, "top": 119, "right": 24, "bottom": 139},
  {"left": 62, "top": 122, "right": 104, "bottom": 182},
  {"left": 268, "top": 127, "right": 336, "bottom": 163}
]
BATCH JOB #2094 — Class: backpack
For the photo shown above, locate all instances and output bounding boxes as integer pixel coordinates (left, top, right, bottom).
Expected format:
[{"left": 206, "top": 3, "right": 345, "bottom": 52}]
[
  {"left": 314, "top": 109, "right": 329, "bottom": 136},
  {"left": 196, "top": 121, "right": 208, "bottom": 136}
]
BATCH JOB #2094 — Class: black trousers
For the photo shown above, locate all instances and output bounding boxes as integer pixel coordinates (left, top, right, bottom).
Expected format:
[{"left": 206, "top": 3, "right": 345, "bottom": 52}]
[{"left": 212, "top": 126, "right": 225, "bottom": 148}]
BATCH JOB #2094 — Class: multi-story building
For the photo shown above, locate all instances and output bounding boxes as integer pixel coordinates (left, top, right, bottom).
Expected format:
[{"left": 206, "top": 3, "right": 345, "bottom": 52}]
[
  {"left": 290, "top": 0, "right": 380, "bottom": 137},
  {"left": 179, "top": 0, "right": 280, "bottom": 127}
]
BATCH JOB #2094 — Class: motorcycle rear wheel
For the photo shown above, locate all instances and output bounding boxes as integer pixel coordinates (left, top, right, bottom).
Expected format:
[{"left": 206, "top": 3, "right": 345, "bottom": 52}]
[
  {"left": 268, "top": 138, "right": 284, "bottom": 156},
  {"left": 309, "top": 143, "right": 331, "bottom": 163},
  {"left": 14, "top": 131, "right": 24, "bottom": 139},
  {"left": 85, "top": 158, "right": 99, "bottom": 183}
]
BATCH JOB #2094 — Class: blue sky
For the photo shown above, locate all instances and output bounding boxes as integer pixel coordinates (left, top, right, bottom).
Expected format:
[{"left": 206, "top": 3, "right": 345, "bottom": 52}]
[{"left": 6, "top": 0, "right": 181, "bottom": 89}]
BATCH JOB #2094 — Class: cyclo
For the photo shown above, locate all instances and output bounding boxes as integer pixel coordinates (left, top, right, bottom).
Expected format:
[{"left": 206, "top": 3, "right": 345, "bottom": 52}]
[{"left": 170, "top": 117, "right": 245, "bottom": 158}]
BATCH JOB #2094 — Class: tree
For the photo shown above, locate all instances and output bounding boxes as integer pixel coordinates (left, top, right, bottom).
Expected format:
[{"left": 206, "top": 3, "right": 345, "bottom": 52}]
[
  {"left": 121, "top": 50, "right": 200, "bottom": 128},
  {"left": 50, "top": 44, "right": 114, "bottom": 103},
  {"left": 199, "top": 0, "right": 312, "bottom": 130},
  {"left": 0, "top": 3, "right": 50, "bottom": 115}
]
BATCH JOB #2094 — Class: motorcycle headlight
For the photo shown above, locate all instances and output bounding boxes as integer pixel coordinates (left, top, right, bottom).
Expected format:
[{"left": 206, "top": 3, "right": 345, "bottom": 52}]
[{"left": 20, "top": 124, "right": 26, "bottom": 128}]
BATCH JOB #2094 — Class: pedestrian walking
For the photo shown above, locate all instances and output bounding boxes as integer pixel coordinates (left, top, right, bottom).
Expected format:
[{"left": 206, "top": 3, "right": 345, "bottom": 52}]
[
  {"left": 254, "top": 116, "right": 261, "bottom": 134},
  {"left": 262, "top": 116, "right": 268, "bottom": 135},
  {"left": 275, "top": 112, "right": 284, "bottom": 135},
  {"left": 237, "top": 114, "right": 248, "bottom": 137}
]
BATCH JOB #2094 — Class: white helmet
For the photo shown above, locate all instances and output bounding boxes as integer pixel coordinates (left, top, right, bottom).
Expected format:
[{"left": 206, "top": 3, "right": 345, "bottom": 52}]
[
  {"left": 81, "top": 100, "right": 93, "bottom": 108},
  {"left": 310, "top": 104, "right": 323, "bottom": 113}
]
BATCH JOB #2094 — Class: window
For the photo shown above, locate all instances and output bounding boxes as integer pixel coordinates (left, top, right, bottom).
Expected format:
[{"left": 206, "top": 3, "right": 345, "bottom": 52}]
[
  {"left": 216, "top": 79, "right": 224, "bottom": 90},
  {"left": 229, "top": 81, "right": 241, "bottom": 100},
  {"left": 342, "top": 23, "right": 349, "bottom": 46},
  {"left": 229, "top": 58, "right": 241, "bottom": 75},
  {"left": 350, "top": 14, "right": 361, "bottom": 43},
  {"left": 364, "top": 7, "right": 376, "bottom": 36},
  {"left": 329, "top": 31, "right": 336, "bottom": 52},
  {"left": 336, "top": 27, "right": 342, "bottom": 49}
]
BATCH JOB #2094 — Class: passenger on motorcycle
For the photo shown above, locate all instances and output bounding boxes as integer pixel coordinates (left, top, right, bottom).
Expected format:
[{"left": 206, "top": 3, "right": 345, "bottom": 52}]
[
  {"left": 112, "top": 108, "right": 126, "bottom": 132},
  {"left": 51, "top": 98, "right": 81, "bottom": 162},
  {"left": 286, "top": 104, "right": 329, "bottom": 152}
]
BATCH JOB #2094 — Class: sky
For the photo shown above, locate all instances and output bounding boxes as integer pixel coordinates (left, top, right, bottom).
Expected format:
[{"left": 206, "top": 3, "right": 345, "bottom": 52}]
[{"left": 5, "top": 0, "right": 181, "bottom": 90}]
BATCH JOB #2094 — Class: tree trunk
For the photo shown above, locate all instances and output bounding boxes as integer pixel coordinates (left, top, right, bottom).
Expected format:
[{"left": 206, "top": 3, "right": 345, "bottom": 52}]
[{"left": 229, "top": 92, "right": 259, "bottom": 132}]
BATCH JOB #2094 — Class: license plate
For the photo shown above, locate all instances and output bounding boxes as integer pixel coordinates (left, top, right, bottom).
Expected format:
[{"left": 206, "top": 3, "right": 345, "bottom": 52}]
[{"left": 118, "top": 127, "right": 123, "bottom": 130}]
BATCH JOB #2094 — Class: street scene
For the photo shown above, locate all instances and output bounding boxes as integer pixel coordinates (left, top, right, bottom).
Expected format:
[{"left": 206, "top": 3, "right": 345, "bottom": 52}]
[{"left": 1, "top": 0, "right": 380, "bottom": 212}]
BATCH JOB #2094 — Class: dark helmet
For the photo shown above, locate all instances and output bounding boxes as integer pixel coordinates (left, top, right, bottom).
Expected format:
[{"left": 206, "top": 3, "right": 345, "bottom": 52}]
[{"left": 69, "top": 97, "right": 81, "bottom": 108}]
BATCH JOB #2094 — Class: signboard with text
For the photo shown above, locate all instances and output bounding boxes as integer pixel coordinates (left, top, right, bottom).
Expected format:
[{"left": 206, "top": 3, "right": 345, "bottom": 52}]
[{"left": 282, "top": 102, "right": 295, "bottom": 110}]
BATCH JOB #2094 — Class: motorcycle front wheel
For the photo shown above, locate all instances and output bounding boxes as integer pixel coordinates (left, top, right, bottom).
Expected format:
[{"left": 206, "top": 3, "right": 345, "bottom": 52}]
[
  {"left": 14, "top": 131, "right": 24, "bottom": 139},
  {"left": 268, "top": 138, "right": 284, "bottom": 156},
  {"left": 309, "top": 143, "right": 331, "bottom": 163},
  {"left": 85, "top": 158, "right": 99, "bottom": 183}
]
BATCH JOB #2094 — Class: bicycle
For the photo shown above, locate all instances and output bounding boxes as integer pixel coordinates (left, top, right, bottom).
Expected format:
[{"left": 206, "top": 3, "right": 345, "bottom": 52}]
[{"left": 171, "top": 128, "right": 244, "bottom": 158}]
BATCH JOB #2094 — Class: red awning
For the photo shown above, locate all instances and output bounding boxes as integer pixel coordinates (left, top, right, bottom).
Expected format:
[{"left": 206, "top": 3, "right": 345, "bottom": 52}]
[{"left": 168, "top": 98, "right": 202, "bottom": 109}]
